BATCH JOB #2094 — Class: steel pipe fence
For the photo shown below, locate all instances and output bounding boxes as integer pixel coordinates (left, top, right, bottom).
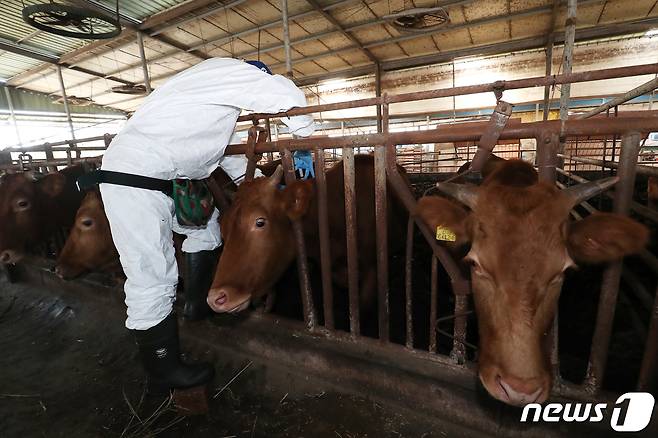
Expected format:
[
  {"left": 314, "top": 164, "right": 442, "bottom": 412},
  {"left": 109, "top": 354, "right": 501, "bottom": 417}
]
[
  {"left": 3, "top": 63, "right": 658, "bottom": 402},
  {"left": 223, "top": 66, "right": 658, "bottom": 401}
]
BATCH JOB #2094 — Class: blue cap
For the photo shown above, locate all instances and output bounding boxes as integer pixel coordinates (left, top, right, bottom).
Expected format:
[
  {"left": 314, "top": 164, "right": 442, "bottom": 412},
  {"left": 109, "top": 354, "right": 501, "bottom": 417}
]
[{"left": 245, "top": 60, "right": 273, "bottom": 75}]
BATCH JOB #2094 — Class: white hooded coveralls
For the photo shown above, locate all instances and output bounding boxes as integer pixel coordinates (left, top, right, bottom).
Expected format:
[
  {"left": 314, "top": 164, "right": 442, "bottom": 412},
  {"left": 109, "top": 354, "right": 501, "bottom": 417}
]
[{"left": 100, "top": 58, "right": 315, "bottom": 330}]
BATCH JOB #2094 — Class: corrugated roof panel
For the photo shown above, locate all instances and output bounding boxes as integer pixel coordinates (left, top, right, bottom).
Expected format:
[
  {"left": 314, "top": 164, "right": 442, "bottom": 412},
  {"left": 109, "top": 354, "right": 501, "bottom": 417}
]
[
  {"left": 0, "top": 52, "right": 43, "bottom": 79},
  {"left": 93, "top": 0, "right": 189, "bottom": 21}
]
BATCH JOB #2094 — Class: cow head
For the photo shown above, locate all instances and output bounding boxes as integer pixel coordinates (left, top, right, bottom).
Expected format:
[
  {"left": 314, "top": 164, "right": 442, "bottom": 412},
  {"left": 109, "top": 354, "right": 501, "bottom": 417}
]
[
  {"left": 55, "top": 191, "right": 118, "bottom": 279},
  {"left": 207, "top": 167, "right": 313, "bottom": 313},
  {"left": 0, "top": 171, "right": 68, "bottom": 264},
  {"left": 417, "top": 160, "right": 648, "bottom": 406}
]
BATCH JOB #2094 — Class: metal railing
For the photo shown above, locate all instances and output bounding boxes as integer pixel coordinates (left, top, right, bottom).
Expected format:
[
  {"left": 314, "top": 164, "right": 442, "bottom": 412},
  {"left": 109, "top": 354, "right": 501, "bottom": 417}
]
[
  {"left": 4, "top": 61, "right": 658, "bottom": 402},
  {"left": 222, "top": 62, "right": 658, "bottom": 401}
]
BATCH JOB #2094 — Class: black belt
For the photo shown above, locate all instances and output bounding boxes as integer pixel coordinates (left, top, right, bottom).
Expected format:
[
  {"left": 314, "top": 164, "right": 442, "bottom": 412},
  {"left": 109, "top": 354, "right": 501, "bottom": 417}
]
[{"left": 77, "top": 170, "right": 172, "bottom": 196}]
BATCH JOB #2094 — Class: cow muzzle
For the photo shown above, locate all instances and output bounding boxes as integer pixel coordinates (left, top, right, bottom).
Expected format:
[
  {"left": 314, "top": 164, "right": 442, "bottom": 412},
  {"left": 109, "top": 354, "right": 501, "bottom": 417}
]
[
  {"left": 207, "top": 286, "right": 251, "bottom": 314},
  {"left": 480, "top": 369, "right": 549, "bottom": 406}
]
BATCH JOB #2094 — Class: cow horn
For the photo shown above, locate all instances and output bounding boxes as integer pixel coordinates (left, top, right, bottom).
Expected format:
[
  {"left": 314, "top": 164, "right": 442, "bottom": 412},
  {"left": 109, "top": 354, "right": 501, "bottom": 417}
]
[
  {"left": 435, "top": 182, "right": 478, "bottom": 208},
  {"left": 563, "top": 176, "right": 619, "bottom": 207},
  {"left": 269, "top": 165, "right": 284, "bottom": 186}
]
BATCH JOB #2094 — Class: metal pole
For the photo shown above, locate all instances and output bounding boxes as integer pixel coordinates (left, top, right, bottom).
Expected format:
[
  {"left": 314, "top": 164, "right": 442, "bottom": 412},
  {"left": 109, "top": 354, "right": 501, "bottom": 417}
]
[
  {"left": 375, "top": 63, "right": 382, "bottom": 133},
  {"left": 558, "top": 0, "right": 577, "bottom": 151},
  {"left": 542, "top": 0, "right": 560, "bottom": 121},
  {"left": 3, "top": 86, "right": 22, "bottom": 147},
  {"left": 576, "top": 76, "right": 658, "bottom": 119},
  {"left": 137, "top": 32, "right": 152, "bottom": 94},
  {"left": 281, "top": 0, "right": 293, "bottom": 78},
  {"left": 56, "top": 65, "right": 75, "bottom": 141},
  {"left": 586, "top": 131, "right": 642, "bottom": 392},
  {"left": 543, "top": 43, "right": 554, "bottom": 121}
]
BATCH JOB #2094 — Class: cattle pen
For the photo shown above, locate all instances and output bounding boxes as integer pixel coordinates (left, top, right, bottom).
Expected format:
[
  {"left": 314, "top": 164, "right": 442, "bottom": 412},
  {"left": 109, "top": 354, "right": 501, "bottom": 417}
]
[{"left": 3, "top": 58, "right": 658, "bottom": 437}]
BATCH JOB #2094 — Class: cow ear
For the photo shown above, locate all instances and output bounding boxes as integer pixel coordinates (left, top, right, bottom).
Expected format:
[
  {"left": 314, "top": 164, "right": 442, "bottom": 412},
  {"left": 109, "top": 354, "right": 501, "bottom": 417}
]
[
  {"left": 38, "top": 173, "right": 67, "bottom": 198},
  {"left": 416, "top": 196, "right": 471, "bottom": 245},
  {"left": 283, "top": 180, "right": 313, "bottom": 220},
  {"left": 567, "top": 213, "right": 649, "bottom": 264}
]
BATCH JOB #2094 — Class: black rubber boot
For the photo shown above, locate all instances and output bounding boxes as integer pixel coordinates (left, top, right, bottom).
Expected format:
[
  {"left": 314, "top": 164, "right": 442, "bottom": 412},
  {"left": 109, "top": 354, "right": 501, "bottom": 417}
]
[
  {"left": 183, "top": 249, "right": 219, "bottom": 321},
  {"left": 133, "top": 312, "right": 215, "bottom": 394}
]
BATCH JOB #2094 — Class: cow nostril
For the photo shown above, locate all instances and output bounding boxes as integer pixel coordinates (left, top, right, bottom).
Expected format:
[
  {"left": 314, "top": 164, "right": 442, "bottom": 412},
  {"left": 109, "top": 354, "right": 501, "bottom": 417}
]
[
  {"left": 215, "top": 292, "right": 228, "bottom": 306},
  {"left": 0, "top": 251, "right": 12, "bottom": 264},
  {"left": 497, "top": 375, "right": 544, "bottom": 405}
]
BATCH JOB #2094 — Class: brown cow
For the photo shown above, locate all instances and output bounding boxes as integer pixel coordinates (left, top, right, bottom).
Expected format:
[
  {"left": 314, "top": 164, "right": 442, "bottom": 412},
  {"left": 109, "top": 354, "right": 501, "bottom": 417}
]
[
  {"left": 54, "top": 191, "right": 120, "bottom": 279},
  {"left": 54, "top": 164, "right": 275, "bottom": 279},
  {"left": 416, "top": 159, "right": 648, "bottom": 406},
  {"left": 207, "top": 155, "right": 408, "bottom": 318},
  {"left": 0, "top": 166, "right": 84, "bottom": 264}
]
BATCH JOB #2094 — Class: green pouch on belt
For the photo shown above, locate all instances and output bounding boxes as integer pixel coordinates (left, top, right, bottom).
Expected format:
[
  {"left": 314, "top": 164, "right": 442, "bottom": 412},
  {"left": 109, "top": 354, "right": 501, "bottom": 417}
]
[{"left": 172, "top": 179, "right": 214, "bottom": 227}]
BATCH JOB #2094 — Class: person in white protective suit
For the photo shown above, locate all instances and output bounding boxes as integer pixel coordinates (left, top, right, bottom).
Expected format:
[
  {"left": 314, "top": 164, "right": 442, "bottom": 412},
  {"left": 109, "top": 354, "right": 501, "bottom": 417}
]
[{"left": 97, "top": 58, "right": 314, "bottom": 393}]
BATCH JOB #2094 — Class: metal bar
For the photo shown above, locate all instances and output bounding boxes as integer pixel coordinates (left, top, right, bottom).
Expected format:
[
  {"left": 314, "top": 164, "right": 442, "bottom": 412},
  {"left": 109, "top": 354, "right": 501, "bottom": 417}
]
[
  {"left": 405, "top": 217, "right": 414, "bottom": 349},
  {"left": 238, "top": 63, "right": 658, "bottom": 122},
  {"left": 280, "top": 148, "right": 317, "bottom": 330},
  {"left": 558, "top": 154, "right": 658, "bottom": 177},
  {"left": 343, "top": 146, "right": 360, "bottom": 336},
  {"left": 375, "top": 64, "right": 383, "bottom": 133},
  {"left": 469, "top": 100, "right": 513, "bottom": 172},
  {"left": 559, "top": 0, "right": 577, "bottom": 150},
  {"left": 586, "top": 131, "right": 642, "bottom": 392},
  {"left": 281, "top": 0, "right": 293, "bottom": 78},
  {"left": 56, "top": 66, "right": 75, "bottom": 141},
  {"left": 451, "top": 291, "right": 468, "bottom": 364},
  {"left": 136, "top": 32, "right": 152, "bottom": 94},
  {"left": 314, "top": 147, "right": 334, "bottom": 330},
  {"left": 576, "top": 76, "right": 658, "bottom": 119},
  {"left": 227, "top": 118, "right": 658, "bottom": 156},
  {"left": 541, "top": 132, "right": 561, "bottom": 378},
  {"left": 244, "top": 126, "right": 261, "bottom": 182},
  {"left": 3, "top": 86, "right": 22, "bottom": 147},
  {"left": 429, "top": 257, "right": 438, "bottom": 354},
  {"left": 375, "top": 102, "right": 390, "bottom": 341},
  {"left": 637, "top": 284, "right": 658, "bottom": 391},
  {"left": 537, "top": 131, "right": 560, "bottom": 183},
  {"left": 543, "top": 0, "right": 560, "bottom": 121}
]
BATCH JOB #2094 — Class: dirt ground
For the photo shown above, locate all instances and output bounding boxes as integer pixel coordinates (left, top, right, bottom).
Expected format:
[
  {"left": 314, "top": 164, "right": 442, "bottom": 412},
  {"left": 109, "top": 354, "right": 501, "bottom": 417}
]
[{"left": 0, "top": 276, "right": 482, "bottom": 438}]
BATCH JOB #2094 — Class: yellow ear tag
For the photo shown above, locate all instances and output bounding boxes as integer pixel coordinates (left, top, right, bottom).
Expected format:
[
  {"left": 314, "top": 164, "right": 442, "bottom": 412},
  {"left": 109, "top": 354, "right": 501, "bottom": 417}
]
[{"left": 435, "top": 225, "right": 457, "bottom": 242}]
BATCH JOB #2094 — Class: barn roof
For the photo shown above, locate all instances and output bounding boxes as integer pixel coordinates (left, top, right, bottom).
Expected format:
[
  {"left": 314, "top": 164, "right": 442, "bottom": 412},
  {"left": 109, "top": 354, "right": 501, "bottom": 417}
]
[{"left": 1, "top": 0, "right": 657, "bottom": 112}]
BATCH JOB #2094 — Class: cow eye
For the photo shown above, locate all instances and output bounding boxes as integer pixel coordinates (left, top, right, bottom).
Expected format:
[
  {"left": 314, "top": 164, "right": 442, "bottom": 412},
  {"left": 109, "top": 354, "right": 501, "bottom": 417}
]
[
  {"left": 81, "top": 218, "right": 94, "bottom": 228},
  {"left": 255, "top": 217, "right": 266, "bottom": 228},
  {"left": 16, "top": 199, "right": 30, "bottom": 210}
]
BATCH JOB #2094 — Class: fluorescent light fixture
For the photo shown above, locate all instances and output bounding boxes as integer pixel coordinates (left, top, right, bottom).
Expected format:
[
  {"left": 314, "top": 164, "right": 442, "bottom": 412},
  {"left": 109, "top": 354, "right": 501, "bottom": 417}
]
[{"left": 645, "top": 28, "right": 658, "bottom": 37}]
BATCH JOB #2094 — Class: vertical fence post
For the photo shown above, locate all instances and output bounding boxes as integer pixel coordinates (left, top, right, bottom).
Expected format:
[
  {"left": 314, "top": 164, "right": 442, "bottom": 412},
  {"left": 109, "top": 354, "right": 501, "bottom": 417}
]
[
  {"left": 343, "top": 146, "right": 360, "bottom": 336},
  {"left": 405, "top": 217, "right": 414, "bottom": 349},
  {"left": 537, "top": 130, "right": 559, "bottom": 183},
  {"left": 429, "top": 257, "right": 438, "bottom": 353},
  {"left": 586, "top": 131, "right": 641, "bottom": 392},
  {"left": 537, "top": 130, "right": 561, "bottom": 378},
  {"left": 280, "top": 148, "right": 317, "bottom": 330},
  {"left": 314, "top": 147, "right": 334, "bottom": 329},
  {"left": 375, "top": 100, "right": 390, "bottom": 341}
]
